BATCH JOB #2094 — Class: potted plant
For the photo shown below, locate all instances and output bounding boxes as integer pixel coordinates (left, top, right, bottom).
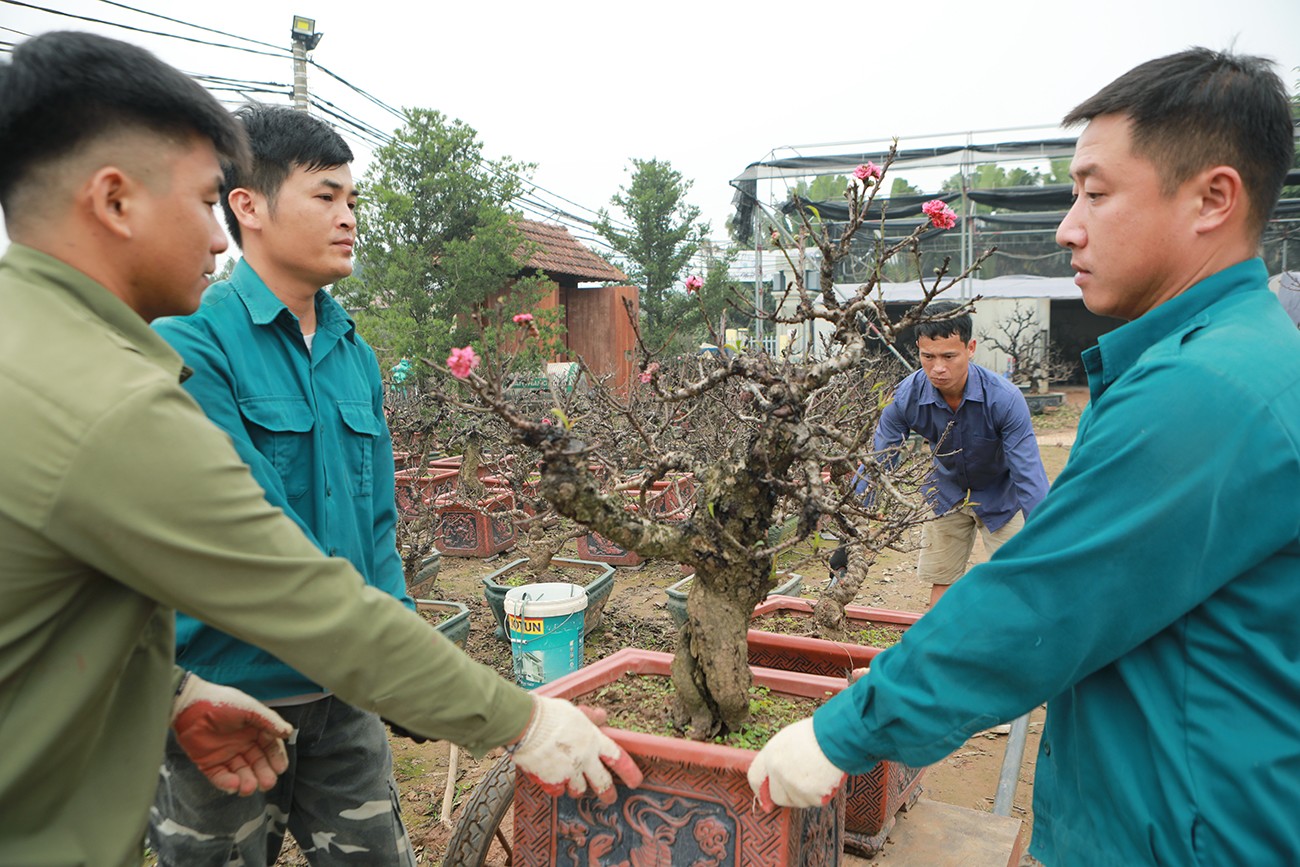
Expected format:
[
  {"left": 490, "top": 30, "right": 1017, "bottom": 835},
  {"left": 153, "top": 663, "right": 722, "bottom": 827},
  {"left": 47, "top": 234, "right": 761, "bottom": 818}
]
[
  {"left": 445, "top": 648, "right": 847, "bottom": 866},
  {"left": 443, "top": 149, "right": 983, "bottom": 857}
]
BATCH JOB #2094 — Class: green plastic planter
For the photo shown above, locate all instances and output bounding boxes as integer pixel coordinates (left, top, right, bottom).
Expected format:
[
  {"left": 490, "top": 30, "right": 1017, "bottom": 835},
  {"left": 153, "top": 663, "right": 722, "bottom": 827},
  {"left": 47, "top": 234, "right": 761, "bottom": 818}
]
[
  {"left": 414, "top": 599, "right": 471, "bottom": 649},
  {"left": 666, "top": 572, "right": 803, "bottom": 629},
  {"left": 482, "top": 557, "right": 616, "bottom": 641}
]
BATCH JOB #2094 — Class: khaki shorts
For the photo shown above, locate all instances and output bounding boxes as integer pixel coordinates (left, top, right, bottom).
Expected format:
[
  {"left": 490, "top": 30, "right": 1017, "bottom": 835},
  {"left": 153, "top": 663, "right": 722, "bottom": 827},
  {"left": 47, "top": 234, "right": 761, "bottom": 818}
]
[{"left": 918, "top": 506, "right": 1025, "bottom": 586}]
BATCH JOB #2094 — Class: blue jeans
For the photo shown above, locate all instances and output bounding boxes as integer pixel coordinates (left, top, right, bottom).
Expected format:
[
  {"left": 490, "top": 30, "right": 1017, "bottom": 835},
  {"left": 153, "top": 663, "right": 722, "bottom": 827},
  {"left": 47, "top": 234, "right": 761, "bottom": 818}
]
[{"left": 149, "top": 696, "right": 415, "bottom": 866}]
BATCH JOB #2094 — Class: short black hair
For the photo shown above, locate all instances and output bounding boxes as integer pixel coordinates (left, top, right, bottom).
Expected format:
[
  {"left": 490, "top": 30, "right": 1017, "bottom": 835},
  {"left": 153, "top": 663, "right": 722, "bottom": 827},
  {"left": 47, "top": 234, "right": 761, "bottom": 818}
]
[
  {"left": 1063, "top": 48, "right": 1293, "bottom": 238},
  {"left": 222, "top": 105, "right": 353, "bottom": 247},
  {"left": 0, "top": 31, "right": 247, "bottom": 214},
  {"left": 915, "top": 301, "right": 972, "bottom": 344}
]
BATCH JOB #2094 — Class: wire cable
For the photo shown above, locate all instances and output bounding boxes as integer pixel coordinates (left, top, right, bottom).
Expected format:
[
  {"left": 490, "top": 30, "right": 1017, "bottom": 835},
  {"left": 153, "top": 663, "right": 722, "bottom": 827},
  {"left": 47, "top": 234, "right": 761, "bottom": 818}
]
[
  {"left": 92, "top": 0, "right": 286, "bottom": 52},
  {"left": 0, "top": 0, "right": 290, "bottom": 58}
]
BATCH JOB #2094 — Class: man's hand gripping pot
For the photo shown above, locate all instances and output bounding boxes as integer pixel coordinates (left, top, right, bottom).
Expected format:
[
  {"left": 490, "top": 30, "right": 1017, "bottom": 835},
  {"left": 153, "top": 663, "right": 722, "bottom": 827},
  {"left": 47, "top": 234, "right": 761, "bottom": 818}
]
[
  {"left": 747, "top": 718, "right": 849, "bottom": 812},
  {"left": 510, "top": 695, "right": 644, "bottom": 805}
]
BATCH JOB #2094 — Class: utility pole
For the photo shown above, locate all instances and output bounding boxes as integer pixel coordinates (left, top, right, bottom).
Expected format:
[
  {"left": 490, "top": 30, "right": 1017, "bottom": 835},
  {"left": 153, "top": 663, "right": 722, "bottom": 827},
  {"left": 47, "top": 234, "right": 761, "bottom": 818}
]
[
  {"left": 290, "top": 15, "right": 322, "bottom": 113},
  {"left": 753, "top": 208, "right": 764, "bottom": 350}
]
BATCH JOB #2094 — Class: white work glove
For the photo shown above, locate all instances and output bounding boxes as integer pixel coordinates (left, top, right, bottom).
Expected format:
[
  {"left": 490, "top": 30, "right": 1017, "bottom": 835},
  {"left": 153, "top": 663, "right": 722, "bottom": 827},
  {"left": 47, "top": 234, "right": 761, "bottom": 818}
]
[
  {"left": 747, "top": 718, "right": 848, "bottom": 812},
  {"left": 171, "top": 672, "right": 294, "bottom": 797},
  {"left": 509, "top": 695, "right": 644, "bottom": 806}
]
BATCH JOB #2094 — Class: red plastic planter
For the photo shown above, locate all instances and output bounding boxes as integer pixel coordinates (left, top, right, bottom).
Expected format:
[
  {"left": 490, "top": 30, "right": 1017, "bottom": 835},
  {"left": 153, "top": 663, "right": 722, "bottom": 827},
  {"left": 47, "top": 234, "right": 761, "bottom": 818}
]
[
  {"left": 746, "top": 596, "right": 926, "bottom": 855},
  {"left": 746, "top": 596, "right": 922, "bottom": 676},
  {"left": 513, "top": 648, "right": 846, "bottom": 866}
]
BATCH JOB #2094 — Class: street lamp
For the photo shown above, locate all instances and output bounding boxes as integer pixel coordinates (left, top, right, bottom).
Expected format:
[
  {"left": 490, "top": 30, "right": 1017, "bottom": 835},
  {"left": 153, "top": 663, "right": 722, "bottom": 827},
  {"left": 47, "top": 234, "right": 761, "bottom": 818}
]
[{"left": 290, "top": 15, "right": 322, "bottom": 51}]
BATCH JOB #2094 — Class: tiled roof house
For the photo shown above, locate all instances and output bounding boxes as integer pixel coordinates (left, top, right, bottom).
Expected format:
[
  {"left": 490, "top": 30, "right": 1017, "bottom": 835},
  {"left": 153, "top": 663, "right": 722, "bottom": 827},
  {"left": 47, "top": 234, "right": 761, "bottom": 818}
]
[{"left": 513, "top": 220, "right": 639, "bottom": 391}]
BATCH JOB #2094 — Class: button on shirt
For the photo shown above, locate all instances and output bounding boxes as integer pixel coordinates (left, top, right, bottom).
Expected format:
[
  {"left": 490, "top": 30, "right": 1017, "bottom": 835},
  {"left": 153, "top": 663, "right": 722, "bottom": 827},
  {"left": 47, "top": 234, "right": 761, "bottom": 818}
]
[
  {"left": 154, "top": 259, "right": 411, "bottom": 700},
  {"left": 872, "top": 363, "right": 1049, "bottom": 531}
]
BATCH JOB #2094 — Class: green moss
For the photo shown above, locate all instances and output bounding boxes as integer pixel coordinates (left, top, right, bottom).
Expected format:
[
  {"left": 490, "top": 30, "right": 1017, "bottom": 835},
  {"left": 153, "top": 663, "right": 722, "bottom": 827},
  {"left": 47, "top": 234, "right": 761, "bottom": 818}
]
[
  {"left": 856, "top": 624, "right": 904, "bottom": 648},
  {"left": 587, "top": 674, "right": 820, "bottom": 750}
]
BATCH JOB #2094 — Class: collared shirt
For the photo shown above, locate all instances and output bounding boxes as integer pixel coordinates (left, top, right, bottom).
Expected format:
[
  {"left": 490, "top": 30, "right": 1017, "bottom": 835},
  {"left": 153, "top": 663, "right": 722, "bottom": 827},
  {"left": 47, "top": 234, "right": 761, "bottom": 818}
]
[
  {"left": 0, "top": 246, "right": 531, "bottom": 865},
  {"left": 873, "top": 363, "right": 1049, "bottom": 531},
  {"left": 815, "top": 259, "right": 1300, "bottom": 866},
  {"left": 154, "top": 259, "right": 409, "bottom": 700}
]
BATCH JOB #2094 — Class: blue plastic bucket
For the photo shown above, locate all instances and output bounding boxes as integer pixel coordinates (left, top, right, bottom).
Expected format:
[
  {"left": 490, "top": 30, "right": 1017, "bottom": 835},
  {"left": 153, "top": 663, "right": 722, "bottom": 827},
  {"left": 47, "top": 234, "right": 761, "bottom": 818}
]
[{"left": 503, "top": 582, "right": 588, "bottom": 690}]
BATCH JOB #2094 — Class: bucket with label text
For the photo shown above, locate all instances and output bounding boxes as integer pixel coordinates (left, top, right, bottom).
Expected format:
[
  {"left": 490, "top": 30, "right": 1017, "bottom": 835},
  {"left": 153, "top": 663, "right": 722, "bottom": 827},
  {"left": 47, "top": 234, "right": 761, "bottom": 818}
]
[{"left": 503, "top": 582, "right": 588, "bottom": 690}]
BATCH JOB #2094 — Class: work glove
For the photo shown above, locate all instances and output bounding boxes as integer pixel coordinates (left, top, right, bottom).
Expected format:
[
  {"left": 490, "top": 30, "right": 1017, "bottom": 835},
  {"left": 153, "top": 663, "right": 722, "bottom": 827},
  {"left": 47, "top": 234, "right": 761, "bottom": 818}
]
[
  {"left": 747, "top": 718, "right": 848, "bottom": 812},
  {"left": 171, "top": 672, "right": 294, "bottom": 797},
  {"left": 509, "top": 696, "right": 644, "bottom": 806}
]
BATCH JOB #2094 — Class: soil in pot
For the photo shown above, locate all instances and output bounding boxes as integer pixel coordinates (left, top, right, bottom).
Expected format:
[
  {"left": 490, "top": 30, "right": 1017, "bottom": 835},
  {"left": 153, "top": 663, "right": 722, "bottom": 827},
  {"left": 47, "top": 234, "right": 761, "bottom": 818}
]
[
  {"left": 581, "top": 671, "right": 822, "bottom": 749},
  {"left": 751, "top": 610, "right": 907, "bottom": 648}
]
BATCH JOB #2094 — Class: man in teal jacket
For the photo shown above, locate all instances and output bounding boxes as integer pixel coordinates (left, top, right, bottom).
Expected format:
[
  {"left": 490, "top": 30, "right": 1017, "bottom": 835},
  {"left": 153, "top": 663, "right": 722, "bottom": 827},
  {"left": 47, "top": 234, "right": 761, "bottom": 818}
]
[
  {"left": 149, "top": 107, "right": 419, "bottom": 865},
  {"left": 749, "top": 49, "right": 1300, "bottom": 866}
]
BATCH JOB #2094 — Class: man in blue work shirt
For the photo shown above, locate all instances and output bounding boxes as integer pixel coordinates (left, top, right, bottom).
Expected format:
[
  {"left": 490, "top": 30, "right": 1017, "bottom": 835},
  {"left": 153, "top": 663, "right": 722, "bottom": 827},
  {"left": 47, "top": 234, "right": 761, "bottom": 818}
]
[
  {"left": 867, "top": 301, "right": 1049, "bottom": 608},
  {"left": 149, "top": 107, "right": 417, "bottom": 865},
  {"left": 750, "top": 48, "right": 1300, "bottom": 866}
]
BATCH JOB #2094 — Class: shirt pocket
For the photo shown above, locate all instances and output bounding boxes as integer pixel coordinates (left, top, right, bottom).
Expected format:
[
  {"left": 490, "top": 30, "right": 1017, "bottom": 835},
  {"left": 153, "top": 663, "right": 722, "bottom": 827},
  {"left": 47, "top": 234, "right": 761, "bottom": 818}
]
[
  {"left": 336, "top": 399, "right": 380, "bottom": 498},
  {"left": 962, "top": 434, "right": 1006, "bottom": 488},
  {"left": 237, "top": 396, "right": 315, "bottom": 499}
]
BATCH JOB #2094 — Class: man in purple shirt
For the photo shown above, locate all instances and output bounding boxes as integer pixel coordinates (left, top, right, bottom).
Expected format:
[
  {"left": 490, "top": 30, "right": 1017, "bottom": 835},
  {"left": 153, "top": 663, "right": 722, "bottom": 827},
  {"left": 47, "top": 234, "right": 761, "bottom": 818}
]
[{"left": 868, "top": 301, "right": 1050, "bottom": 607}]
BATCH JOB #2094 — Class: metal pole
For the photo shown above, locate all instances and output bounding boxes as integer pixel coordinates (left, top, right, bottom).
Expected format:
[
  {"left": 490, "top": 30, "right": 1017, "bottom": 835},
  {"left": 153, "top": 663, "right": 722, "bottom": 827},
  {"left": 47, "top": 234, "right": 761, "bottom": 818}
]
[
  {"left": 992, "top": 712, "right": 1031, "bottom": 816},
  {"left": 754, "top": 209, "right": 764, "bottom": 350},
  {"left": 291, "top": 39, "right": 308, "bottom": 112}
]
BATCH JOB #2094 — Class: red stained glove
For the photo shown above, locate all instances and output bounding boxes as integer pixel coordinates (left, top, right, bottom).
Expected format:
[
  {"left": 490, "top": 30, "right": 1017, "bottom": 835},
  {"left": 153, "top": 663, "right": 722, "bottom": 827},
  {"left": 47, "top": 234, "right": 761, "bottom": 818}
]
[
  {"left": 747, "top": 718, "right": 847, "bottom": 812},
  {"left": 510, "top": 696, "right": 643, "bottom": 806},
  {"left": 171, "top": 673, "right": 294, "bottom": 797}
]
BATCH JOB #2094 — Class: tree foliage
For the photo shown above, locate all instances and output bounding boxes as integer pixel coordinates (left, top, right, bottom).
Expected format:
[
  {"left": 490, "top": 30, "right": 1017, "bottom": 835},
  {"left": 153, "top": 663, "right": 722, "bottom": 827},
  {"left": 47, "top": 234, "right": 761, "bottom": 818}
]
[
  {"left": 453, "top": 149, "right": 990, "bottom": 736},
  {"left": 336, "top": 108, "right": 535, "bottom": 382},
  {"left": 595, "top": 158, "right": 709, "bottom": 349}
]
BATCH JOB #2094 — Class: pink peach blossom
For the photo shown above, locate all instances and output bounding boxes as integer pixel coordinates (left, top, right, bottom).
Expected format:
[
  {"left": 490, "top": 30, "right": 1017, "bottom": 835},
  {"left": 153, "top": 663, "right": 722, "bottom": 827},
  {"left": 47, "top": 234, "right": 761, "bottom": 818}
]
[
  {"left": 853, "top": 162, "right": 881, "bottom": 182},
  {"left": 922, "top": 199, "right": 958, "bottom": 230},
  {"left": 684, "top": 275, "right": 703, "bottom": 293},
  {"left": 446, "top": 345, "right": 480, "bottom": 379},
  {"left": 638, "top": 362, "right": 661, "bottom": 384},
  {"left": 512, "top": 312, "right": 534, "bottom": 324}
]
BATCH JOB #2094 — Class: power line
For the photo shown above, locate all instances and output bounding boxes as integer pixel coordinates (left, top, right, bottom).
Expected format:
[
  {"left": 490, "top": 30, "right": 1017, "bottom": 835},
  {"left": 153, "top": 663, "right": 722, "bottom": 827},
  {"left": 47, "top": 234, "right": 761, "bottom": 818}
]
[
  {"left": 7, "top": 3, "right": 668, "bottom": 256},
  {"left": 92, "top": 0, "right": 285, "bottom": 53},
  {"left": 0, "top": 0, "right": 289, "bottom": 58}
]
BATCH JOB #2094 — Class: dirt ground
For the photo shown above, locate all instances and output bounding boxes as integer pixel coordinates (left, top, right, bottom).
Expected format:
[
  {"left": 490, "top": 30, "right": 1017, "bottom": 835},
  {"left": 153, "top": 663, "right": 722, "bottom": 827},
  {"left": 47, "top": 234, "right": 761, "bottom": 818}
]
[{"left": 271, "top": 387, "right": 1087, "bottom": 866}]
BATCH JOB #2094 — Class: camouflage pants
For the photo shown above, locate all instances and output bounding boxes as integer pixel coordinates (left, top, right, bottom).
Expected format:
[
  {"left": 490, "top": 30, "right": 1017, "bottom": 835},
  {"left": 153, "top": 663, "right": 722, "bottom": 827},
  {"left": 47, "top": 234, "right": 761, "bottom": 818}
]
[{"left": 149, "top": 696, "right": 415, "bottom": 866}]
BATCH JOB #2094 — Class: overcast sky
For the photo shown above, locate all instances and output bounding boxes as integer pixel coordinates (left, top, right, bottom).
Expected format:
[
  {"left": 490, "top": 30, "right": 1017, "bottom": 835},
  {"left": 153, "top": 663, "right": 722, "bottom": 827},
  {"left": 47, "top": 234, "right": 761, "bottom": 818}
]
[{"left": 3, "top": 0, "right": 1299, "bottom": 261}]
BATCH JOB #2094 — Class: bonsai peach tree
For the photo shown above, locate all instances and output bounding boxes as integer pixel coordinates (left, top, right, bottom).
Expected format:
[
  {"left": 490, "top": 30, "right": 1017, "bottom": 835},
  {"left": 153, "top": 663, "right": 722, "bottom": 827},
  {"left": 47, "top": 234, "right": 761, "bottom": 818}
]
[{"left": 440, "top": 148, "right": 990, "bottom": 737}]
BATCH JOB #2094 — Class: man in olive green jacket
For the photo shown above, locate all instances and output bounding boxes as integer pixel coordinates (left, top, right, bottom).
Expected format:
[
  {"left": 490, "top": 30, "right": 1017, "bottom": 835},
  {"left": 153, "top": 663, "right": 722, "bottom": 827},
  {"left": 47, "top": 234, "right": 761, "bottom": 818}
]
[{"left": 0, "top": 31, "right": 639, "bottom": 867}]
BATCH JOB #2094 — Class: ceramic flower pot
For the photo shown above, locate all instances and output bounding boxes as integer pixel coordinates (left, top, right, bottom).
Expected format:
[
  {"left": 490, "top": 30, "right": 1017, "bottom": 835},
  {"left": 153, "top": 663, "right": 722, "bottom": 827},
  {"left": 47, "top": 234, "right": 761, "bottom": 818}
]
[
  {"left": 432, "top": 488, "right": 516, "bottom": 558},
  {"left": 665, "top": 572, "right": 804, "bottom": 629},
  {"left": 745, "top": 596, "right": 926, "bottom": 855},
  {"left": 575, "top": 530, "right": 645, "bottom": 567},
  {"left": 745, "top": 596, "right": 922, "bottom": 673},
  {"left": 511, "top": 648, "right": 846, "bottom": 867},
  {"left": 574, "top": 475, "right": 695, "bottom": 566},
  {"left": 481, "top": 557, "right": 616, "bottom": 640},
  {"left": 392, "top": 467, "right": 458, "bottom": 519}
]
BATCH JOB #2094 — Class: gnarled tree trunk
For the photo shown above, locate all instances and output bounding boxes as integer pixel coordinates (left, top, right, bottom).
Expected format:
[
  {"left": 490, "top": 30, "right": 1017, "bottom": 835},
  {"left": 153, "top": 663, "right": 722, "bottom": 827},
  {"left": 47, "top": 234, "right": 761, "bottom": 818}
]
[{"left": 671, "top": 559, "right": 768, "bottom": 736}]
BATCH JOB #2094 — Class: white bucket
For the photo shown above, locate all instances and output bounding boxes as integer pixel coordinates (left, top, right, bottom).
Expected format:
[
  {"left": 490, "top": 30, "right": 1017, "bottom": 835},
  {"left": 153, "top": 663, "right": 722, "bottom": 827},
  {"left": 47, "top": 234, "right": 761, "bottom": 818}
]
[{"left": 503, "top": 582, "right": 588, "bottom": 690}]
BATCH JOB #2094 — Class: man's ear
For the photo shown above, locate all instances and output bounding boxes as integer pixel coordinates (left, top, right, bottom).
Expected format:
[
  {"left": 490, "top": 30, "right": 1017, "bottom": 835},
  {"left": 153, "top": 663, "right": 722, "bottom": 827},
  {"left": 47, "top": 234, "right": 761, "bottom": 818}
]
[
  {"left": 1192, "top": 165, "right": 1245, "bottom": 236},
  {"left": 226, "top": 187, "right": 265, "bottom": 233},
  {"left": 85, "top": 166, "right": 136, "bottom": 240},
  {"left": 967, "top": 338, "right": 977, "bottom": 355}
]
